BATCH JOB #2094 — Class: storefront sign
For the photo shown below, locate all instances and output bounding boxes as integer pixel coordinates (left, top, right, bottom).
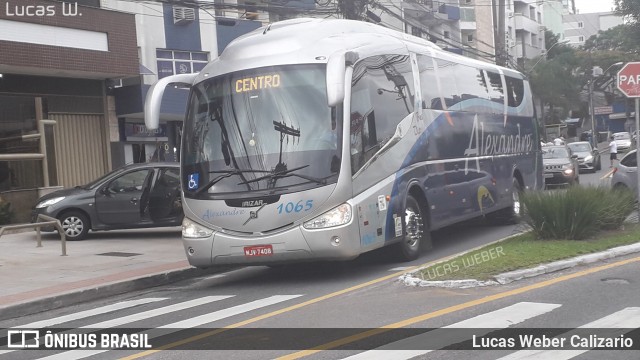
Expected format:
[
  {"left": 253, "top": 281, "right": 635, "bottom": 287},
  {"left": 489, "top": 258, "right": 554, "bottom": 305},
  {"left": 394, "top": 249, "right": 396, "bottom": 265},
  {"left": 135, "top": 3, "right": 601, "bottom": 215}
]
[{"left": 125, "top": 123, "right": 167, "bottom": 140}]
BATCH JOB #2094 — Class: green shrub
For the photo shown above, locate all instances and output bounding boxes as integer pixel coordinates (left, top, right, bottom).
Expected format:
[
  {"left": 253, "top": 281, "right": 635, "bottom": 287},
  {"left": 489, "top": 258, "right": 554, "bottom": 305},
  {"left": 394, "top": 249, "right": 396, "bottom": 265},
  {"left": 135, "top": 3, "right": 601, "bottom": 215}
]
[{"left": 521, "top": 186, "right": 635, "bottom": 240}]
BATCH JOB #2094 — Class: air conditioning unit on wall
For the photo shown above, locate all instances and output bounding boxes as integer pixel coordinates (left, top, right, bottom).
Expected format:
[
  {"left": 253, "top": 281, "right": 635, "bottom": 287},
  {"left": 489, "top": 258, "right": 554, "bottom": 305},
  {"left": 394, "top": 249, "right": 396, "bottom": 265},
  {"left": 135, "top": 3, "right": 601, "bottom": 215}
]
[{"left": 173, "top": 6, "right": 196, "bottom": 25}]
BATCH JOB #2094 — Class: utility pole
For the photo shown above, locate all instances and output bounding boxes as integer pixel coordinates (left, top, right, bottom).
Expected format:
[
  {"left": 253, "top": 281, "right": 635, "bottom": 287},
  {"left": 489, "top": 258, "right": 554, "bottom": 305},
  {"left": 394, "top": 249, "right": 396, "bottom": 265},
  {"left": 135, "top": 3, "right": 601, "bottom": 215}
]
[{"left": 495, "top": 0, "right": 506, "bottom": 66}]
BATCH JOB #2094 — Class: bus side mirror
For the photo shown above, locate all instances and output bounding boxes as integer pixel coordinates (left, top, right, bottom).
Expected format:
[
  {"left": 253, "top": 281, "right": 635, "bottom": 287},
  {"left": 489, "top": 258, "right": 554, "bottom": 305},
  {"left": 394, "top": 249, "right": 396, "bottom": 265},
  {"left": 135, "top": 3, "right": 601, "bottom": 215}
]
[
  {"left": 144, "top": 73, "right": 198, "bottom": 130},
  {"left": 326, "top": 52, "right": 346, "bottom": 107}
]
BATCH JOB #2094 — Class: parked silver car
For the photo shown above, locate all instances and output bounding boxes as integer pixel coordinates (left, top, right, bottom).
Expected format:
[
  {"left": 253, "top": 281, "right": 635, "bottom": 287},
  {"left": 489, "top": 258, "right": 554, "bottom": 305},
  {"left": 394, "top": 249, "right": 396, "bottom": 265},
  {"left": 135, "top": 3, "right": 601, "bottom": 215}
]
[
  {"left": 611, "top": 149, "right": 638, "bottom": 195},
  {"left": 567, "top": 141, "right": 601, "bottom": 172}
]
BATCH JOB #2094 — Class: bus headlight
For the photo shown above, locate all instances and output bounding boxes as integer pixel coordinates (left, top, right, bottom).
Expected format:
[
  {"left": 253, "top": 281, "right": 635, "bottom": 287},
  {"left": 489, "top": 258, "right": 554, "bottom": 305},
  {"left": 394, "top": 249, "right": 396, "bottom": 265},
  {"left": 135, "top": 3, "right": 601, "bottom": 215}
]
[
  {"left": 182, "top": 217, "right": 213, "bottom": 239},
  {"left": 303, "top": 203, "right": 352, "bottom": 229}
]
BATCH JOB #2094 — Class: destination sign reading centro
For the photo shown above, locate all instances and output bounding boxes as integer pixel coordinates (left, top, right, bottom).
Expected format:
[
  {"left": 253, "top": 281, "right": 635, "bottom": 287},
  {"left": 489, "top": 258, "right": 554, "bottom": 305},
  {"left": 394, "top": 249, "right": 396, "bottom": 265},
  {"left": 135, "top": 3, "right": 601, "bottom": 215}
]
[
  {"left": 617, "top": 62, "right": 640, "bottom": 98},
  {"left": 235, "top": 74, "right": 281, "bottom": 93}
]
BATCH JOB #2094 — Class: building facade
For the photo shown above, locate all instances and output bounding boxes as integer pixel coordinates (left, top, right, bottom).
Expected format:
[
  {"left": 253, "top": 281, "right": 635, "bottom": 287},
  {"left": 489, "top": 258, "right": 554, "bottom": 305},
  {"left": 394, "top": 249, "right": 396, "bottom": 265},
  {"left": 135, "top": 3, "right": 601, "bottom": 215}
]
[
  {"left": 563, "top": 11, "right": 624, "bottom": 47},
  {"left": 0, "top": 0, "right": 138, "bottom": 223}
]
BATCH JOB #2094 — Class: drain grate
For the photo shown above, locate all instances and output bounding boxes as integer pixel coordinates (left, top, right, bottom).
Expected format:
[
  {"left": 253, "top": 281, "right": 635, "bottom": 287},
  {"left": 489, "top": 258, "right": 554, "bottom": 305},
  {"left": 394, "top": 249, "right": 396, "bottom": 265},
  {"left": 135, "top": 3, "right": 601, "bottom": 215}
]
[{"left": 97, "top": 252, "right": 141, "bottom": 257}]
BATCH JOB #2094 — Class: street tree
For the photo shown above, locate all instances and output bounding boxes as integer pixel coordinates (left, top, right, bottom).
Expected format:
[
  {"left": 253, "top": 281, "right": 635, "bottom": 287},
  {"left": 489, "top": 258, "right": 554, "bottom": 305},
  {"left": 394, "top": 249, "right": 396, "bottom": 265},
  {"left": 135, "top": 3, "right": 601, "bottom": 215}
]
[{"left": 529, "top": 51, "right": 581, "bottom": 125}]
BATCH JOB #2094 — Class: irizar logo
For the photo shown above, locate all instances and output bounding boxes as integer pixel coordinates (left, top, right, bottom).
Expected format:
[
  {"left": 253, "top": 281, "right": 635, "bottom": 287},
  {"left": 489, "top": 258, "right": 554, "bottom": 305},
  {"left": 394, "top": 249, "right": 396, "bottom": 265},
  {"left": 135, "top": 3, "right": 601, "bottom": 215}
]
[{"left": 241, "top": 200, "right": 264, "bottom": 207}]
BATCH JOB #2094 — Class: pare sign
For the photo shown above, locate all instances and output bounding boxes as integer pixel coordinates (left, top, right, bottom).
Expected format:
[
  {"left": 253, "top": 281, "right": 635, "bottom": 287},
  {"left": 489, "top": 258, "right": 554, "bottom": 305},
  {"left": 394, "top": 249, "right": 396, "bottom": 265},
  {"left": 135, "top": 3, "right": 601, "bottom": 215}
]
[{"left": 617, "top": 62, "right": 640, "bottom": 98}]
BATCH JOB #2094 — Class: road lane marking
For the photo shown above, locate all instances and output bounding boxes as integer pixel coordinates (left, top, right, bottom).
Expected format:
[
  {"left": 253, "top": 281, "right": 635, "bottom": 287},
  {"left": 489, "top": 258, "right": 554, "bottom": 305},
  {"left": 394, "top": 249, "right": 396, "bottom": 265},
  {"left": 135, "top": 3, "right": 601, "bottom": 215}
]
[
  {"left": 342, "top": 302, "right": 561, "bottom": 359},
  {"left": 278, "top": 255, "right": 640, "bottom": 360},
  {"left": 37, "top": 295, "right": 301, "bottom": 360},
  {"left": 121, "top": 266, "right": 426, "bottom": 359},
  {"left": 498, "top": 307, "right": 640, "bottom": 360},
  {"left": 122, "top": 255, "right": 640, "bottom": 360},
  {"left": 0, "top": 298, "right": 168, "bottom": 356},
  {"left": 82, "top": 296, "right": 233, "bottom": 329},
  {"left": 1, "top": 297, "right": 229, "bottom": 357},
  {"left": 14, "top": 298, "right": 168, "bottom": 329},
  {"left": 389, "top": 267, "right": 414, "bottom": 271}
]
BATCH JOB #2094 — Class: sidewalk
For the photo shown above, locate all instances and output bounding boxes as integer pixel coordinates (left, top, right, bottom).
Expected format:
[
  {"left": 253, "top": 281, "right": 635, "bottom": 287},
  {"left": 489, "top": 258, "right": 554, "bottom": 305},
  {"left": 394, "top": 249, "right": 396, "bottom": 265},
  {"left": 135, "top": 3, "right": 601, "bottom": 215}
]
[{"left": 0, "top": 227, "right": 220, "bottom": 321}]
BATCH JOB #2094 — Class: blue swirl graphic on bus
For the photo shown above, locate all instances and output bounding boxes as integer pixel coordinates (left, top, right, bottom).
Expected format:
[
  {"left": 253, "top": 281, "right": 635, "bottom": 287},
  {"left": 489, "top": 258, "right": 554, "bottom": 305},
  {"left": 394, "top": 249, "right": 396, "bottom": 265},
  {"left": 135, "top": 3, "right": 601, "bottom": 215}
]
[{"left": 187, "top": 173, "right": 199, "bottom": 191}]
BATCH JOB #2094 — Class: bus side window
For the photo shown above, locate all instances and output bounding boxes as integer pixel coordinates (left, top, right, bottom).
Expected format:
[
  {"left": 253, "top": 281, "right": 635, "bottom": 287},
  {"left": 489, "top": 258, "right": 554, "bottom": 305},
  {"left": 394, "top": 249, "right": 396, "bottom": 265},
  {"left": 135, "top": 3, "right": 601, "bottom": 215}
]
[
  {"left": 484, "top": 70, "right": 504, "bottom": 109},
  {"left": 454, "top": 64, "right": 490, "bottom": 111},
  {"left": 416, "top": 54, "right": 440, "bottom": 109},
  {"left": 505, "top": 76, "right": 525, "bottom": 107},
  {"left": 435, "top": 59, "right": 461, "bottom": 109},
  {"left": 350, "top": 54, "right": 415, "bottom": 174}
]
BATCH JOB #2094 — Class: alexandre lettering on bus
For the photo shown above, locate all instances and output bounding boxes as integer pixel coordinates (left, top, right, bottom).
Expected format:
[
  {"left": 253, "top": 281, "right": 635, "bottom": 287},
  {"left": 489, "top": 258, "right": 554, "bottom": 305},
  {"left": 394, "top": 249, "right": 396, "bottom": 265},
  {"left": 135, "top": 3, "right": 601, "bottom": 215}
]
[{"left": 235, "top": 74, "right": 281, "bottom": 93}]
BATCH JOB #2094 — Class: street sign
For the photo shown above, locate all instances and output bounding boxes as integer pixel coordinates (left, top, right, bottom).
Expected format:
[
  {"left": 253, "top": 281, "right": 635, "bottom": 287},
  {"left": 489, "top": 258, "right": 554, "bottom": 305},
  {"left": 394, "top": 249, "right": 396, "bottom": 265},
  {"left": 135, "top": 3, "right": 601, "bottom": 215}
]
[
  {"left": 593, "top": 106, "right": 613, "bottom": 115},
  {"left": 617, "top": 62, "right": 640, "bottom": 219},
  {"left": 617, "top": 62, "right": 640, "bottom": 98}
]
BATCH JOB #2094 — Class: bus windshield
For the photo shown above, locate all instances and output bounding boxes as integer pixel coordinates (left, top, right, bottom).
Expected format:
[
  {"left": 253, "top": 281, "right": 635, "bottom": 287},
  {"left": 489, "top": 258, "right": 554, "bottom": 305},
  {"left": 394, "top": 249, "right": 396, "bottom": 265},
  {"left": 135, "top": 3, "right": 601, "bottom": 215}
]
[{"left": 182, "top": 64, "right": 342, "bottom": 198}]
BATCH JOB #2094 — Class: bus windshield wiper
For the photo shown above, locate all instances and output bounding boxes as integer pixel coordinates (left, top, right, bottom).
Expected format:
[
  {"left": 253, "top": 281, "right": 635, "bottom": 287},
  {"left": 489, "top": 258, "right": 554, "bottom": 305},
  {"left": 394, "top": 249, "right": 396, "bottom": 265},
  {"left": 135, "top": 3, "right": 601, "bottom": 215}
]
[
  {"left": 195, "top": 169, "right": 270, "bottom": 195},
  {"left": 237, "top": 165, "right": 327, "bottom": 187}
]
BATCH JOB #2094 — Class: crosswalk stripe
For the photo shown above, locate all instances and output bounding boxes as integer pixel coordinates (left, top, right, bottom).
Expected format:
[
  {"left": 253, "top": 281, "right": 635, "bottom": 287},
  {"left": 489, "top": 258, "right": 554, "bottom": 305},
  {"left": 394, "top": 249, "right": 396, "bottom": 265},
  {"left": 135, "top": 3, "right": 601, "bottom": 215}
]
[
  {"left": 0, "top": 298, "right": 168, "bottom": 356},
  {"left": 81, "top": 295, "right": 233, "bottom": 329},
  {"left": 498, "top": 307, "right": 640, "bottom": 360},
  {"left": 1, "top": 296, "right": 229, "bottom": 358},
  {"left": 159, "top": 295, "right": 302, "bottom": 328},
  {"left": 342, "top": 302, "right": 561, "bottom": 360},
  {"left": 35, "top": 295, "right": 302, "bottom": 360},
  {"left": 15, "top": 298, "right": 168, "bottom": 329}
]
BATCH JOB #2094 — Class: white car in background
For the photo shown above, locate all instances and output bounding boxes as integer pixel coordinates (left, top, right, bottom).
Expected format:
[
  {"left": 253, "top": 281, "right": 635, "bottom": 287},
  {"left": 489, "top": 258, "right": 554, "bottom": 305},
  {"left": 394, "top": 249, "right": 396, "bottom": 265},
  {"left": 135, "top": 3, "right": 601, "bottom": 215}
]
[{"left": 612, "top": 132, "right": 632, "bottom": 152}]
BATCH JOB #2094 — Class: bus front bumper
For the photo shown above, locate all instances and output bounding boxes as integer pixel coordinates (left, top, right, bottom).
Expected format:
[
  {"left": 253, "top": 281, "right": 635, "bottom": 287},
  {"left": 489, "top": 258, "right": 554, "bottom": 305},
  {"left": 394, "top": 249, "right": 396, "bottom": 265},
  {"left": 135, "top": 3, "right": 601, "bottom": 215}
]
[{"left": 182, "top": 221, "right": 362, "bottom": 268}]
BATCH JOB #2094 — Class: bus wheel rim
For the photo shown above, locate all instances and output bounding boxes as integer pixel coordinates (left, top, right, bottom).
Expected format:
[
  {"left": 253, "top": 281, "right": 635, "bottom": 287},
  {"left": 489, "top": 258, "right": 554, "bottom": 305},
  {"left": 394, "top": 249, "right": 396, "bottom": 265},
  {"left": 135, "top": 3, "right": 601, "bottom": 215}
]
[
  {"left": 404, "top": 208, "right": 423, "bottom": 248},
  {"left": 512, "top": 190, "right": 521, "bottom": 215}
]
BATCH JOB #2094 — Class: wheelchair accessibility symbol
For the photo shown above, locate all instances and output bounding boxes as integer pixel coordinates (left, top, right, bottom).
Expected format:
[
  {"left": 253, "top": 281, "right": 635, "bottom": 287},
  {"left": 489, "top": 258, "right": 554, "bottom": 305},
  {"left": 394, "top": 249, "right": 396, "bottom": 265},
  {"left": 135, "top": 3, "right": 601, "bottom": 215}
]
[{"left": 188, "top": 173, "right": 199, "bottom": 191}]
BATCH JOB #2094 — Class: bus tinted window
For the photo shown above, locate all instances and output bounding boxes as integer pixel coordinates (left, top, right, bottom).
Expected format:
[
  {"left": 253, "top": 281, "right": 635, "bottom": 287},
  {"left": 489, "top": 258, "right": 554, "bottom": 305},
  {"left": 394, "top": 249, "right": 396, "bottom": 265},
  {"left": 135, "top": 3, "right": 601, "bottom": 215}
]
[
  {"left": 505, "top": 76, "right": 525, "bottom": 107},
  {"left": 454, "top": 64, "right": 490, "bottom": 110},
  {"left": 350, "top": 54, "right": 415, "bottom": 174},
  {"left": 416, "top": 54, "right": 440, "bottom": 109},
  {"left": 485, "top": 70, "right": 504, "bottom": 106},
  {"left": 435, "top": 59, "right": 461, "bottom": 109}
]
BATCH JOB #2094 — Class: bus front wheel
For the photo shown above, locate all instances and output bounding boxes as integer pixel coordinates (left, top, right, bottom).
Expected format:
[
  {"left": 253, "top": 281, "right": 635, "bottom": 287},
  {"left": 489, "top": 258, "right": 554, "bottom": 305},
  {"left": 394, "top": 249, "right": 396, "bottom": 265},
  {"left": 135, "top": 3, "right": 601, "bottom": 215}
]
[{"left": 394, "top": 195, "right": 431, "bottom": 262}]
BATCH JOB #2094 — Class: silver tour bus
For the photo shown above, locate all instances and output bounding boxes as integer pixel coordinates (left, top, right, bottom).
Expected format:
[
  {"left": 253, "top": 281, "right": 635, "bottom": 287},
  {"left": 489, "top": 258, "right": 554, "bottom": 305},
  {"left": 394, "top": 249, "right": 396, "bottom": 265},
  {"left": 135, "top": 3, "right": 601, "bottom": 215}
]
[{"left": 145, "top": 18, "right": 542, "bottom": 268}]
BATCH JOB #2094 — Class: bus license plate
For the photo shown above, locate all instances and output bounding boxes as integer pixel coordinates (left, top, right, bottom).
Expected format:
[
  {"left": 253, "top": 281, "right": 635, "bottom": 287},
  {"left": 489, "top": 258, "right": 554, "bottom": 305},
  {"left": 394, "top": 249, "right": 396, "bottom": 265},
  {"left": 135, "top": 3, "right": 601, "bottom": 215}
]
[
  {"left": 244, "top": 245, "right": 273, "bottom": 257},
  {"left": 544, "top": 173, "right": 554, "bottom": 178}
]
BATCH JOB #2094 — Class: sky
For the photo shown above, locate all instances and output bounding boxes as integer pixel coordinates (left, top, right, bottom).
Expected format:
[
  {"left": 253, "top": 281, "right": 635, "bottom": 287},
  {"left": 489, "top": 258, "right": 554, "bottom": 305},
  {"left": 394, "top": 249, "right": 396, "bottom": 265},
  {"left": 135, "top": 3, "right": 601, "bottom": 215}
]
[{"left": 574, "top": 0, "right": 616, "bottom": 14}]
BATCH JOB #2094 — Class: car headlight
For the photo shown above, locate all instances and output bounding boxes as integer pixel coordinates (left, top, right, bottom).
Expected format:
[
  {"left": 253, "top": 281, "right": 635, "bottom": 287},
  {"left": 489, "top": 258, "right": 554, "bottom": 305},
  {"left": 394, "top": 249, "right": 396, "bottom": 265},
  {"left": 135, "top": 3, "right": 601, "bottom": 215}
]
[
  {"left": 303, "top": 203, "right": 352, "bottom": 229},
  {"left": 584, "top": 155, "right": 593, "bottom": 162},
  {"left": 182, "top": 217, "right": 213, "bottom": 239},
  {"left": 35, "top": 197, "right": 65, "bottom": 209}
]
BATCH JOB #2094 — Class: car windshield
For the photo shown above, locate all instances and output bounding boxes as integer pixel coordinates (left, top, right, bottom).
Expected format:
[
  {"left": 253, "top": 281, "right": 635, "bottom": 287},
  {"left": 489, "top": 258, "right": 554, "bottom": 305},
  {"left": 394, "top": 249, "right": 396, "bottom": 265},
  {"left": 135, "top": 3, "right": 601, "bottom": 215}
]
[
  {"left": 542, "top": 147, "right": 569, "bottom": 159},
  {"left": 614, "top": 133, "right": 630, "bottom": 140},
  {"left": 568, "top": 143, "right": 591, "bottom": 152}
]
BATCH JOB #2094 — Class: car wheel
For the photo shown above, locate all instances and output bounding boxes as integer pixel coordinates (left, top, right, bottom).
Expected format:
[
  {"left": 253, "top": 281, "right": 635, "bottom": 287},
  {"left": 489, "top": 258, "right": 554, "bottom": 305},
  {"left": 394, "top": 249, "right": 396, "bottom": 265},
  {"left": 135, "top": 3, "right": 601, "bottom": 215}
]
[
  {"left": 394, "top": 195, "right": 431, "bottom": 261},
  {"left": 596, "top": 160, "right": 601, "bottom": 171},
  {"left": 58, "top": 211, "right": 90, "bottom": 241}
]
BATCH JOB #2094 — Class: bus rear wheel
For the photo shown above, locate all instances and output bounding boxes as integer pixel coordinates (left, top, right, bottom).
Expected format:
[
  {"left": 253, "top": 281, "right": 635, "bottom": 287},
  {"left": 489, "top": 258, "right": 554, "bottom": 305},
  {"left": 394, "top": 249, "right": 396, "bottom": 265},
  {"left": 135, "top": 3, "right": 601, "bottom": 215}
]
[
  {"left": 394, "top": 195, "right": 430, "bottom": 262},
  {"left": 486, "top": 177, "right": 523, "bottom": 225}
]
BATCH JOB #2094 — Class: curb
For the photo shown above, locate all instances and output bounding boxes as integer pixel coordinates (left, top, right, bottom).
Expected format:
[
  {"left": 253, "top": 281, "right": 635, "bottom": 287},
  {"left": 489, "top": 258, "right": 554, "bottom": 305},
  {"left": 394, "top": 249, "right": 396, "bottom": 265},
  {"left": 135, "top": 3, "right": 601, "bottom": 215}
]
[
  {"left": 400, "top": 241, "right": 640, "bottom": 289},
  {"left": 0, "top": 266, "right": 229, "bottom": 322}
]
